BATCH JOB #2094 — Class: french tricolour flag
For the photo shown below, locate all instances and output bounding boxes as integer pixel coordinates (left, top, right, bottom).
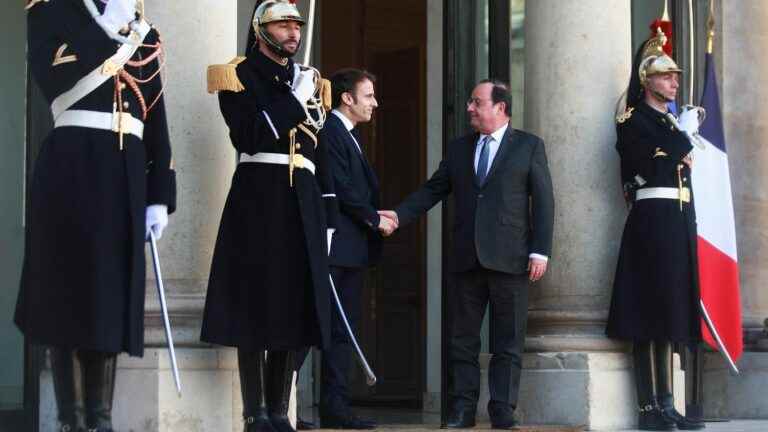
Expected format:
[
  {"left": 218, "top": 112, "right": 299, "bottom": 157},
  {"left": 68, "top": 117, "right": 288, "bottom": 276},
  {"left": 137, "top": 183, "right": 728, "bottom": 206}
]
[{"left": 691, "top": 51, "right": 743, "bottom": 368}]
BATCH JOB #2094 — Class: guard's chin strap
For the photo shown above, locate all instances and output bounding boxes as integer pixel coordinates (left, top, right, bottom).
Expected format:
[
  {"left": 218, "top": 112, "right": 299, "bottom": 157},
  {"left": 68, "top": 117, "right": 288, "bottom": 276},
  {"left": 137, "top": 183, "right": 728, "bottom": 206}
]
[
  {"left": 646, "top": 87, "right": 674, "bottom": 104},
  {"left": 257, "top": 26, "right": 301, "bottom": 60}
]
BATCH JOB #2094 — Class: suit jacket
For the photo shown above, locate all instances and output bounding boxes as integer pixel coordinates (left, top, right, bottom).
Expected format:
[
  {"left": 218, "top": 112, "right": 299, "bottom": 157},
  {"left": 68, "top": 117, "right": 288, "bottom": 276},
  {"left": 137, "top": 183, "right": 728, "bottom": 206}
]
[
  {"left": 395, "top": 126, "right": 554, "bottom": 274},
  {"left": 322, "top": 114, "right": 383, "bottom": 268}
]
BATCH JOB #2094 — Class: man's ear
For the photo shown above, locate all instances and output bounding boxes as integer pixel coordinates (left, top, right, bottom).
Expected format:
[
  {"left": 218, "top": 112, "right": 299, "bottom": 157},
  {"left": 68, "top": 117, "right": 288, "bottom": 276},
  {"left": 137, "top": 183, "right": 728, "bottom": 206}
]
[
  {"left": 496, "top": 101, "right": 507, "bottom": 116},
  {"left": 341, "top": 92, "right": 354, "bottom": 107}
]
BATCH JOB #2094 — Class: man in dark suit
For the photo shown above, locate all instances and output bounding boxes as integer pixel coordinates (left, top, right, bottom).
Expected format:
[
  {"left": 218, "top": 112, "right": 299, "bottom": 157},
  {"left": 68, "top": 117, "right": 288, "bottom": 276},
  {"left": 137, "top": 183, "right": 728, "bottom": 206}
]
[
  {"left": 316, "top": 68, "right": 394, "bottom": 429},
  {"left": 382, "top": 80, "right": 554, "bottom": 429}
]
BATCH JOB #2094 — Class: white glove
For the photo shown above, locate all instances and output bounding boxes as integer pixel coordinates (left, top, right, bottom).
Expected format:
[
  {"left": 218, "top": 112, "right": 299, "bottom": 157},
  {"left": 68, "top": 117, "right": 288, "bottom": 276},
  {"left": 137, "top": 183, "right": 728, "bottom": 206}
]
[
  {"left": 292, "top": 70, "right": 316, "bottom": 104},
  {"left": 677, "top": 107, "right": 701, "bottom": 135},
  {"left": 99, "top": 0, "right": 138, "bottom": 34},
  {"left": 146, "top": 204, "right": 169, "bottom": 240},
  {"left": 326, "top": 228, "right": 335, "bottom": 256}
]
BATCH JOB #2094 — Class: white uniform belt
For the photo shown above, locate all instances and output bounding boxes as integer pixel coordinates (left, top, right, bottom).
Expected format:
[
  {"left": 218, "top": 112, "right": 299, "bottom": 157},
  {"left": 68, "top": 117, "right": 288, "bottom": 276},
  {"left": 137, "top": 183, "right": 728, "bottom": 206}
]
[
  {"left": 239, "top": 152, "right": 316, "bottom": 175},
  {"left": 54, "top": 110, "right": 144, "bottom": 139},
  {"left": 50, "top": 19, "right": 152, "bottom": 120},
  {"left": 636, "top": 187, "right": 690, "bottom": 203}
]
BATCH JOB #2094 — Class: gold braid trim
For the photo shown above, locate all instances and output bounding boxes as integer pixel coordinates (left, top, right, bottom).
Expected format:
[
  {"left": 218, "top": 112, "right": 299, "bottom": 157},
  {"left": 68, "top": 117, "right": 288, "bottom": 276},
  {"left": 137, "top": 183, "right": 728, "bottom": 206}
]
[
  {"left": 319, "top": 78, "right": 332, "bottom": 111},
  {"left": 297, "top": 123, "right": 318, "bottom": 149},
  {"left": 207, "top": 57, "right": 246, "bottom": 94}
]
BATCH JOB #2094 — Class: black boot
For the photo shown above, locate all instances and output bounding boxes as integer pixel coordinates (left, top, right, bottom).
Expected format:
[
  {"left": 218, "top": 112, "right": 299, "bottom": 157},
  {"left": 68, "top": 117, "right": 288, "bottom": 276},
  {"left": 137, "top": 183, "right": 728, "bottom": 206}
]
[
  {"left": 49, "top": 347, "right": 87, "bottom": 432},
  {"left": 634, "top": 341, "right": 676, "bottom": 431},
  {"left": 267, "top": 351, "right": 296, "bottom": 432},
  {"left": 239, "top": 350, "right": 277, "bottom": 432},
  {"left": 80, "top": 350, "right": 117, "bottom": 432},
  {"left": 656, "top": 343, "right": 705, "bottom": 430}
]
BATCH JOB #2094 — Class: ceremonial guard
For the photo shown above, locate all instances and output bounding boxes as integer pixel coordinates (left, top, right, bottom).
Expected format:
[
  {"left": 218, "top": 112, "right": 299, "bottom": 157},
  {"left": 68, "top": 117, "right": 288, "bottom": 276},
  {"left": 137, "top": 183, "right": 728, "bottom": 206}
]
[
  {"left": 201, "top": 1, "right": 337, "bottom": 431},
  {"left": 607, "top": 29, "right": 705, "bottom": 431},
  {"left": 15, "top": 0, "right": 176, "bottom": 431}
]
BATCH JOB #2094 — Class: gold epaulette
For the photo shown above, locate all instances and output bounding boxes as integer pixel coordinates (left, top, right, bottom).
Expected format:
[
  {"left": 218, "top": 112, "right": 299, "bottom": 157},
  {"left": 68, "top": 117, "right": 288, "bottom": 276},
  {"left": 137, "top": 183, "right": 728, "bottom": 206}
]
[
  {"left": 319, "top": 78, "right": 332, "bottom": 111},
  {"left": 616, "top": 106, "right": 634, "bottom": 124},
  {"left": 26, "top": 0, "right": 49, "bottom": 10},
  {"left": 653, "top": 147, "right": 669, "bottom": 158},
  {"left": 207, "top": 57, "right": 246, "bottom": 94}
]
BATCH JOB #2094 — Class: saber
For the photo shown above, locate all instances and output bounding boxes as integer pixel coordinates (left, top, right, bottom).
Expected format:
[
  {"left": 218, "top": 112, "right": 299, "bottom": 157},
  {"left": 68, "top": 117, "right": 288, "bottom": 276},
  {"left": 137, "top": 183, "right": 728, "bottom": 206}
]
[
  {"left": 149, "top": 231, "right": 183, "bottom": 395},
  {"left": 328, "top": 274, "right": 377, "bottom": 386},
  {"left": 302, "top": 0, "right": 317, "bottom": 66},
  {"left": 699, "top": 299, "right": 739, "bottom": 374}
]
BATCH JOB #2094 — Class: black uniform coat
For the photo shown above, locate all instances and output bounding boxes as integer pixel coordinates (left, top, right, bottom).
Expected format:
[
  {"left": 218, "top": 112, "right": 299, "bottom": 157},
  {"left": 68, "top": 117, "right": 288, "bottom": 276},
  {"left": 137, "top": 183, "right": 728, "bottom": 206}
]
[
  {"left": 395, "top": 126, "right": 555, "bottom": 274},
  {"left": 322, "top": 113, "right": 382, "bottom": 268},
  {"left": 15, "top": 0, "right": 177, "bottom": 357},
  {"left": 200, "top": 48, "right": 339, "bottom": 351},
  {"left": 606, "top": 101, "right": 701, "bottom": 343}
]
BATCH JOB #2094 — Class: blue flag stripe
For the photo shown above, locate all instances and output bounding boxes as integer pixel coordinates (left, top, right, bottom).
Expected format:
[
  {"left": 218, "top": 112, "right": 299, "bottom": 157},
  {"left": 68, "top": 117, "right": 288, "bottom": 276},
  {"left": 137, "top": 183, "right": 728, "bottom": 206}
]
[{"left": 700, "top": 53, "right": 727, "bottom": 152}]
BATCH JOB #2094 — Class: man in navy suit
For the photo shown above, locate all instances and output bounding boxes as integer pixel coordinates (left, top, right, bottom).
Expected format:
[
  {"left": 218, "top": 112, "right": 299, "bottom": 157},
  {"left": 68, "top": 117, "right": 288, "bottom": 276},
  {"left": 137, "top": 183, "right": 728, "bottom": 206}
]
[
  {"left": 382, "top": 80, "right": 555, "bottom": 429},
  {"left": 316, "top": 68, "right": 395, "bottom": 429}
]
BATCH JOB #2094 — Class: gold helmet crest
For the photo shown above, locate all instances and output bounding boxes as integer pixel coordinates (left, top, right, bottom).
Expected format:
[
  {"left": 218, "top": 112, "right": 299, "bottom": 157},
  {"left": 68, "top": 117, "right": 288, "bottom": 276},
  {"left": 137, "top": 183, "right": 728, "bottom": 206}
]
[{"left": 638, "top": 28, "right": 683, "bottom": 86}]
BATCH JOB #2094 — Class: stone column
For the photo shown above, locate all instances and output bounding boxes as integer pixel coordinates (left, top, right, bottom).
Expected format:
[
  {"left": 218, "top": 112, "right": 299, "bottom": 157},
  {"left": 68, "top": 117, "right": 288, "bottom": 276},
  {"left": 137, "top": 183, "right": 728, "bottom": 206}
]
[
  {"left": 702, "top": 1, "right": 768, "bottom": 419},
  {"left": 524, "top": 0, "right": 630, "bottom": 350},
  {"left": 516, "top": 2, "right": 676, "bottom": 429},
  {"left": 144, "top": 0, "right": 237, "bottom": 347}
]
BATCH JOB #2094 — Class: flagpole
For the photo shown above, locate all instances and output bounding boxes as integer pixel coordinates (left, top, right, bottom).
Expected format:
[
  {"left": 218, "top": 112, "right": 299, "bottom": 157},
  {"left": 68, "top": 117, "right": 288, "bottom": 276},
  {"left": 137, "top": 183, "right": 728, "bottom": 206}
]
[
  {"left": 688, "top": 0, "right": 695, "bottom": 104},
  {"left": 707, "top": 0, "right": 715, "bottom": 55}
]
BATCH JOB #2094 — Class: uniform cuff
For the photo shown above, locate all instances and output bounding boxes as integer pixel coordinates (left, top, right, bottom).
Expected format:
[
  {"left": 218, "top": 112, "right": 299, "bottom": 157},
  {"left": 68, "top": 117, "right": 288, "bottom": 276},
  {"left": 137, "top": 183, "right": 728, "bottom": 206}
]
[{"left": 529, "top": 253, "right": 548, "bottom": 262}]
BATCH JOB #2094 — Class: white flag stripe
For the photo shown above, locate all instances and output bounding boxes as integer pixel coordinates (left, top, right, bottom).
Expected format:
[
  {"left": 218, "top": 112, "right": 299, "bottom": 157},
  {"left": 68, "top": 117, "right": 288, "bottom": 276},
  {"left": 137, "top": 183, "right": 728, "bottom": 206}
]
[{"left": 691, "top": 138, "right": 739, "bottom": 261}]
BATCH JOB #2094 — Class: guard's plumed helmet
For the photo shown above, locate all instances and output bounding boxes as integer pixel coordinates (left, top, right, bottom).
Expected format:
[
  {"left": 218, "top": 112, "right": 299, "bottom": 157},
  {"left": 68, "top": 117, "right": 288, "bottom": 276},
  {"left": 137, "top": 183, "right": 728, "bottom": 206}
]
[
  {"left": 252, "top": 0, "right": 305, "bottom": 58},
  {"left": 638, "top": 27, "right": 683, "bottom": 86}
]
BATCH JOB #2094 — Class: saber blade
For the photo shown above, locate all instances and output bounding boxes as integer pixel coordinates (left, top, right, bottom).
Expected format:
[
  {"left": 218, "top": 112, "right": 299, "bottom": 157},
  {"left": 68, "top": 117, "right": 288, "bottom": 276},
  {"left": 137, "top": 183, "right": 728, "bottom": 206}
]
[
  {"left": 700, "top": 300, "right": 739, "bottom": 375},
  {"left": 149, "top": 231, "right": 183, "bottom": 395},
  {"left": 328, "top": 274, "right": 377, "bottom": 386}
]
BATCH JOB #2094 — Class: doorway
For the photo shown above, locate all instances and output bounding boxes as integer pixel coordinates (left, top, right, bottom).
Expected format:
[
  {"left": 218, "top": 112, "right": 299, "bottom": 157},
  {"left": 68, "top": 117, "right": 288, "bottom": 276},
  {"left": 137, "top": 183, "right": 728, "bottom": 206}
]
[
  {"left": 0, "top": 4, "right": 38, "bottom": 431},
  {"left": 319, "top": 0, "right": 428, "bottom": 408}
]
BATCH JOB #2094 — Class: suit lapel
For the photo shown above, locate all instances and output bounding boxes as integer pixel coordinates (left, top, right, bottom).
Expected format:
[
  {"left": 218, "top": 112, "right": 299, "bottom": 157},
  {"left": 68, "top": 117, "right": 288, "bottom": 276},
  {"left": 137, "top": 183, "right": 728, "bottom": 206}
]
[
  {"left": 484, "top": 127, "right": 516, "bottom": 185},
  {"left": 342, "top": 119, "right": 379, "bottom": 190},
  {"left": 465, "top": 133, "right": 481, "bottom": 187}
]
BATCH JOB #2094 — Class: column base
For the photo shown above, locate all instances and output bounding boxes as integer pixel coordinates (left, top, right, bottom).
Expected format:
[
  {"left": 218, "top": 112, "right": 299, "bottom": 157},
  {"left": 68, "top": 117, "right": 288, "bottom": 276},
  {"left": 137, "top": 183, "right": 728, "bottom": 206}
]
[
  {"left": 703, "top": 351, "right": 768, "bottom": 419},
  {"left": 39, "top": 347, "right": 297, "bottom": 432},
  {"left": 476, "top": 352, "right": 684, "bottom": 431}
]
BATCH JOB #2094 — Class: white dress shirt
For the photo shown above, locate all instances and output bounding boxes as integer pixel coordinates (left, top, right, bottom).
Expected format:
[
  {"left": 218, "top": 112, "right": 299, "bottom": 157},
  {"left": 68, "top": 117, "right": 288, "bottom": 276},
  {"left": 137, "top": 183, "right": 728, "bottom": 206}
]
[
  {"left": 332, "top": 109, "right": 362, "bottom": 154},
  {"left": 473, "top": 123, "right": 548, "bottom": 263}
]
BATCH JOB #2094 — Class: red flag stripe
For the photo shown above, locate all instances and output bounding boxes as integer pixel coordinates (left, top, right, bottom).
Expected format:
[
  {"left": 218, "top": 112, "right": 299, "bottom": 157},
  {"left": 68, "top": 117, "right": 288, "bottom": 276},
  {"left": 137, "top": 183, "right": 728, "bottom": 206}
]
[{"left": 697, "top": 236, "right": 743, "bottom": 360}]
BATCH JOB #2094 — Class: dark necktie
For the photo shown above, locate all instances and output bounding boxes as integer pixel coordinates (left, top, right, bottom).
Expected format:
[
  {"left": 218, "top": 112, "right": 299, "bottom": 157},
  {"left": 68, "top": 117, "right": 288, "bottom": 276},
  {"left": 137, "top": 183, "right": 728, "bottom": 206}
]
[
  {"left": 475, "top": 135, "right": 491, "bottom": 186},
  {"left": 351, "top": 128, "right": 363, "bottom": 154}
]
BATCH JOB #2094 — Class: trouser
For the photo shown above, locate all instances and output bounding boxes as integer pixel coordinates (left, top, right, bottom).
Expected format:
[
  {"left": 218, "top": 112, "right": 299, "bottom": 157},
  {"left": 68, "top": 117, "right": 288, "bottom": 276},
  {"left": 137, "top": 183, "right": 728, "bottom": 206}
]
[{"left": 448, "top": 269, "right": 529, "bottom": 412}]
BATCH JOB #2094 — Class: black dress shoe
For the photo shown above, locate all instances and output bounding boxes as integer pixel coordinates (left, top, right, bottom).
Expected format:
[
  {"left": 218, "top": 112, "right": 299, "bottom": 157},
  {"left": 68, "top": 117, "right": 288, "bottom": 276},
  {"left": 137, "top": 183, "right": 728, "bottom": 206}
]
[
  {"left": 319, "top": 411, "right": 377, "bottom": 430},
  {"left": 660, "top": 406, "right": 705, "bottom": 430},
  {"left": 446, "top": 409, "right": 476, "bottom": 429},
  {"left": 659, "top": 396, "right": 705, "bottom": 430},
  {"left": 488, "top": 408, "right": 516, "bottom": 429},
  {"left": 638, "top": 405, "right": 677, "bottom": 431},
  {"left": 296, "top": 417, "right": 316, "bottom": 430}
]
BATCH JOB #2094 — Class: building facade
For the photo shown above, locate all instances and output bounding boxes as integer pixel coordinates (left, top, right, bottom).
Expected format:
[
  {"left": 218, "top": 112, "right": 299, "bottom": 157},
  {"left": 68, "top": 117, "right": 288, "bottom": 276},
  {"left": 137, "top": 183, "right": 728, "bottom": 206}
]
[{"left": 1, "top": 1, "right": 768, "bottom": 431}]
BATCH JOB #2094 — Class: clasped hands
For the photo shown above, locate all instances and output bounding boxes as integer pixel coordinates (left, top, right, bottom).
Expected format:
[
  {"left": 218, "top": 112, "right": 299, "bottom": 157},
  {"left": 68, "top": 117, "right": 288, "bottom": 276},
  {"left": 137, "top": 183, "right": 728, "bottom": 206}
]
[{"left": 377, "top": 210, "right": 399, "bottom": 237}]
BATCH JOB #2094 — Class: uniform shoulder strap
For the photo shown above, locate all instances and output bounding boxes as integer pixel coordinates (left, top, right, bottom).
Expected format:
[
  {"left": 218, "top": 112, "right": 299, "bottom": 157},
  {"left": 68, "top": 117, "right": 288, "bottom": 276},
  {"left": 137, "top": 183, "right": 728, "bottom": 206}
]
[
  {"left": 207, "top": 56, "right": 247, "bottom": 94},
  {"left": 26, "top": 0, "right": 49, "bottom": 10}
]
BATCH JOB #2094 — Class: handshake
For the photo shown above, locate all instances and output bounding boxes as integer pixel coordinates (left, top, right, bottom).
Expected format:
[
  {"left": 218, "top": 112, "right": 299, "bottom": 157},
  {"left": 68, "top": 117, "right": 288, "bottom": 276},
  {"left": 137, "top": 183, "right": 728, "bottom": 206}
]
[{"left": 376, "top": 210, "right": 399, "bottom": 237}]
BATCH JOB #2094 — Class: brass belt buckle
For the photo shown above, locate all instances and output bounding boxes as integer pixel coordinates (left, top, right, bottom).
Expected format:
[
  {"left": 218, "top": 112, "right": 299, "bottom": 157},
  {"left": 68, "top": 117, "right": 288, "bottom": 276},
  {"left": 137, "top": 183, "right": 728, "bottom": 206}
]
[
  {"left": 680, "top": 187, "right": 691, "bottom": 203},
  {"left": 112, "top": 112, "right": 131, "bottom": 133},
  {"left": 102, "top": 59, "right": 120, "bottom": 77},
  {"left": 292, "top": 154, "right": 305, "bottom": 169}
]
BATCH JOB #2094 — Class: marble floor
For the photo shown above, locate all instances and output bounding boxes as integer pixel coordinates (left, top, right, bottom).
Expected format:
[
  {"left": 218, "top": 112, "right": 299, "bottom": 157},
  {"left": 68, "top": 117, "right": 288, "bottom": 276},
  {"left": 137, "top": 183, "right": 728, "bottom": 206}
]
[{"left": 298, "top": 407, "right": 768, "bottom": 432}]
